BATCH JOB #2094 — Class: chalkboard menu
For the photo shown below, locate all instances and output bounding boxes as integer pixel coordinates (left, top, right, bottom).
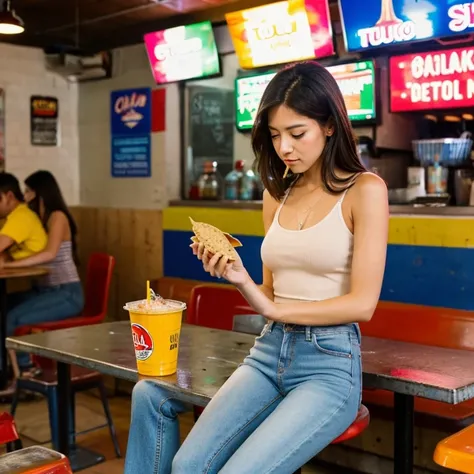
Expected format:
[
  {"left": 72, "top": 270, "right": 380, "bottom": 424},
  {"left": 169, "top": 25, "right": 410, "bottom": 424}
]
[
  {"left": 30, "top": 96, "right": 59, "bottom": 146},
  {"left": 188, "top": 86, "right": 234, "bottom": 163}
]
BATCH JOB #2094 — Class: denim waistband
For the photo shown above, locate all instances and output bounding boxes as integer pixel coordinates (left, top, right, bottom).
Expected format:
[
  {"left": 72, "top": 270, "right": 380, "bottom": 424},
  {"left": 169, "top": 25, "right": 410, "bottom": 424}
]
[{"left": 267, "top": 321, "right": 361, "bottom": 344}]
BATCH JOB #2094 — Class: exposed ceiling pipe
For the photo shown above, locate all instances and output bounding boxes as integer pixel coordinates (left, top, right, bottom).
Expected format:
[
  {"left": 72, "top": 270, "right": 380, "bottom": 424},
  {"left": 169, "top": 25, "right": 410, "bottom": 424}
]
[{"left": 38, "top": 2, "right": 165, "bottom": 35}]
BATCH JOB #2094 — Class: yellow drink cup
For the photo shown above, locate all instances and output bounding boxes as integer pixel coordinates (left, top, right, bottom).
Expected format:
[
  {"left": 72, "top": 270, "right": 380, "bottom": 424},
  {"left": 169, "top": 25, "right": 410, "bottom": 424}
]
[{"left": 125, "top": 299, "right": 186, "bottom": 376}]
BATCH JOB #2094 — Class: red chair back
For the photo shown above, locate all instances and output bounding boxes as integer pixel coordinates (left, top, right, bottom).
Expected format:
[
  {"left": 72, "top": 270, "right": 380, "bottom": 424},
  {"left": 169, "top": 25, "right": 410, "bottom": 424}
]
[
  {"left": 82, "top": 253, "right": 115, "bottom": 320},
  {"left": 14, "top": 253, "right": 115, "bottom": 338},
  {"left": 187, "top": 284, "right": 256, "bottom": 330}
]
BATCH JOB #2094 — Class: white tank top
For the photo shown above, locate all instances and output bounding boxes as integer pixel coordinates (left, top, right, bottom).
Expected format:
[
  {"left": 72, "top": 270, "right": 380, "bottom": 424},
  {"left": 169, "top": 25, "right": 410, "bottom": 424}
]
[{"left": 261, "top": 188, "right": 353, "bottom": 303}]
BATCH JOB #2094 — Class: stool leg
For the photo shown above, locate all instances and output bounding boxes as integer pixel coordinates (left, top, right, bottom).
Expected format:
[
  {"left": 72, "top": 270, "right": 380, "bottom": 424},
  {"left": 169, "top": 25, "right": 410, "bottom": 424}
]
[
  {"left": 6, "top": 438, "right": 22, "bottom": 452},
  {"left": 10, "top": 383, "right": 20, "bottom": 416},
  {"left": 47, "top": 387, "right": 60, "bottom": 450},
  {"left": 69, "top": 390, "right": 76, "bottom": 448},
  {"left": 98, "top": 380, "right": 121, "bottom": 458}
]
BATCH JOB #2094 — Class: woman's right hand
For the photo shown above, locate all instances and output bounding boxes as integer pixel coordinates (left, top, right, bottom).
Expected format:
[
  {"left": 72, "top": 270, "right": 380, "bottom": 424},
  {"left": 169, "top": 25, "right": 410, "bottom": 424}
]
[{"left": 190, "top": 242, "right": 250, "bottom": 288}]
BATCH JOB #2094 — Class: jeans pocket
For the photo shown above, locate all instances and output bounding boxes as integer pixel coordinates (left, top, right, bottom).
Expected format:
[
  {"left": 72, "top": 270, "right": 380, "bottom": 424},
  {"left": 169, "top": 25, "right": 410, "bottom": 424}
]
[
  {"left": 312, "top": 332, "right": 353, "bottom": 359},
  {"left": 255, "top": 323, "right": 269, "bottom": 340}
]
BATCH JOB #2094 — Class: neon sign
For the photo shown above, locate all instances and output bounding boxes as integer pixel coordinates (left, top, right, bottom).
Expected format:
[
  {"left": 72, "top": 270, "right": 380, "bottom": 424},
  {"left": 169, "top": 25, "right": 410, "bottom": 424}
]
[
  {"left": 339, "top": 0, "right": 474, "bottom": 52},
  {"left": 390, "top": 46, "right": 474, "bottom": 112}
]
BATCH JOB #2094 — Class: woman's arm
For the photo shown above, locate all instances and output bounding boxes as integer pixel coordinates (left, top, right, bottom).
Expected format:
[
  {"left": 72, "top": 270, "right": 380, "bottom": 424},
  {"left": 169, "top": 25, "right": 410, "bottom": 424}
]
[
  {"left": 234, "top": 174, "right": 389, "bottom": 324},
  {"left": 259, "top": 190, "right": 279, "bottom": 301},
  {"left": 3, "top": 211, "right": 69, "bottom": 268}
]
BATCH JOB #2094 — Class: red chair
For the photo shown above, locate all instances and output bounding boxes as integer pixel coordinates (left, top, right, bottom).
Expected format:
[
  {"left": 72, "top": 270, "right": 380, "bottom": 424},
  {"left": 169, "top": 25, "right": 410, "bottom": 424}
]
[
  {"left": 14, "top": 253, "right": 115, "bottom": 336},
  {"left": 187, "top": 284, "right": 371, "bottom": 474},
  {"left": 10, "top": 253, "right": 121, "bottom": 458},
  {"left": 0, "top": 445, "right": 73, "bottom": 473},
  {"left": 0, "top": 412, "right": 22, "bottom": 452},
  {"left": 186, "top": 284, "right": 256, "bottom": 330}
]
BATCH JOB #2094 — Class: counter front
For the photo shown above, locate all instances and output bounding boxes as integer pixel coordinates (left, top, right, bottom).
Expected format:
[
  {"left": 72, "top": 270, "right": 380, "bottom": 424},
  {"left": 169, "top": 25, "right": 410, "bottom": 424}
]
[{"left": 163, "top": 204, "right": 474, "bottom": 311}]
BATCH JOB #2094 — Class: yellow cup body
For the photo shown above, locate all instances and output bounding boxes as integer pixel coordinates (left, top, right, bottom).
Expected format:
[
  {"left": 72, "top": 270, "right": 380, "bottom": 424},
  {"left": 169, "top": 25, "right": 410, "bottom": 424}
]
[{"left": 127, "top": 300, "right": 185, "bottom": 376}]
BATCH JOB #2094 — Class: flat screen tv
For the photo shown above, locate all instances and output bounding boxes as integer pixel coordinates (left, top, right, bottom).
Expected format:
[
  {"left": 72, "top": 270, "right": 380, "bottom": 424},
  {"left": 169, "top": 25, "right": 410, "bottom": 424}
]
[
  {"left": 235, "top": 72, "right": 277, "bottom": 131},
  {"left": 339, "top": 0, "right": 474, "bottom": 53},
  {"left": 226, "top": 0, "right": 334, "bottom": 70},
  {"left": 144, "top": 21, "right": 221, "bottom": 84},
  {"left": 327, "top": 59, "right": 377, "bottom": 124},
  {"left": 235, "top": 59, "right": 377, "bottom": 131}
]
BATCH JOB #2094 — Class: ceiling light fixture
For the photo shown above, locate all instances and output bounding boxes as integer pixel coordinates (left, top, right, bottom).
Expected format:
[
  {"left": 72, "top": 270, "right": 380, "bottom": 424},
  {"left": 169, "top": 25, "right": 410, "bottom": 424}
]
[{"left": 0, "top": 0, "right": 24, "bottom": 35}]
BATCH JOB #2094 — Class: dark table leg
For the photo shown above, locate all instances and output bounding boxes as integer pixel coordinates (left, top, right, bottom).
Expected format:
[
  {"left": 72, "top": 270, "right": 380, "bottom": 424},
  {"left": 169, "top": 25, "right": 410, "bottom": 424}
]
[
  {"left": 394, "top": 393, "right": 414, "bottom": 474},
  {"left": 57, "top": 361, "right": 71, "bottom": 456},
  {"left": 57, "top": 361, "right": 105, "bottom": 470},
  {"left": 0, "top": 279, "right": 8, "bottom": 389}
]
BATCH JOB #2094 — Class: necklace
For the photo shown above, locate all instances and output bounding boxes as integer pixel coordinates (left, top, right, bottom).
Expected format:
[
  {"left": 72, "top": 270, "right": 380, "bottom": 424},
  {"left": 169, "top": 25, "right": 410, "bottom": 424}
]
[{"left": 296, "top": 189, "right": 324, "bottom": 230}]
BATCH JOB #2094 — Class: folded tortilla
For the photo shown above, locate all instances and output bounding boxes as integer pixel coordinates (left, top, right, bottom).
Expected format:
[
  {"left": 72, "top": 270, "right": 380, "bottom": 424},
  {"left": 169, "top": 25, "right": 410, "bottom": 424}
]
[{"left": 189, "top": 217, "right": 242, "bottom": 261}]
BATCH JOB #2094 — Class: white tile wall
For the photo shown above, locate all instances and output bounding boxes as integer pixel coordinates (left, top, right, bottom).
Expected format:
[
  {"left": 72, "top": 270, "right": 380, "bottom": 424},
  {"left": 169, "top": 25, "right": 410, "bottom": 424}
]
[
  {"left": 78, "top": 44, "right": 180, "bottom": 209},
  {"left": 0, "top": 43, "right": 79, "bottom": 205}
]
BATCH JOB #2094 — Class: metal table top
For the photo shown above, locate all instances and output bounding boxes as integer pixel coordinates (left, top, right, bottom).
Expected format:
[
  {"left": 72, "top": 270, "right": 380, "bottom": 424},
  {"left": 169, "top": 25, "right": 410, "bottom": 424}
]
[{"left": 7, "top": 321, "right": 474, "bottom": 406}]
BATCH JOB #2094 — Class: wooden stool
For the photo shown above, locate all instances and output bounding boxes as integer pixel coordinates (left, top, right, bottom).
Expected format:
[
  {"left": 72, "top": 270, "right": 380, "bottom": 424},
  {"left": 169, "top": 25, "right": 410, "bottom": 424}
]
[
  {"left": 0, "top": 446, "right": 73, "bottom": 473},
  {"left": 293, "top": 405, "right": 370, "bottom": 474},
  {"left": 434, "top": 424, "right": 474, "bottom": 473}
]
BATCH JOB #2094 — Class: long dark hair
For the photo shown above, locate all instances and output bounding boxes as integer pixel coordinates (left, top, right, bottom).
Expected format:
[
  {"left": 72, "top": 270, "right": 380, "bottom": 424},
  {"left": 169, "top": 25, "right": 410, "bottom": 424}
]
[
  {"left": 25, "top": 170, "right": 79, "bottom": 264},
  {"left": 252, "top": 61, "right": 366, "bottom": 200}
]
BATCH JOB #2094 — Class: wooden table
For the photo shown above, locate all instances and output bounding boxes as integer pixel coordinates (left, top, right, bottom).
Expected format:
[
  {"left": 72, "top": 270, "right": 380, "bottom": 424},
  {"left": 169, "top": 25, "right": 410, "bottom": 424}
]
[
  {"left": 7, "top": 321, "right": 474, "bottom": 474},
  {"left": 0, "top": 267, "right": 48, "bottom": 389}
]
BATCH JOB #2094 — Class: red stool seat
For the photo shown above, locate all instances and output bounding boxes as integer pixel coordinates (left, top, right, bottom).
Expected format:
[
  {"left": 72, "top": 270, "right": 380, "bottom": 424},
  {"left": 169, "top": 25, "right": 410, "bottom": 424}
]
[
  {"left": 332, "top": 404, "right": 370, "bottom": 444},
  {"left": 0, "top": 412, "right": 20, "bottom": 445},
  {"left": 292, "top": 405, "right": 370, "bottom": 473},
  {"left": 0, "top": 446, "right": 72, "bottom": 473}
]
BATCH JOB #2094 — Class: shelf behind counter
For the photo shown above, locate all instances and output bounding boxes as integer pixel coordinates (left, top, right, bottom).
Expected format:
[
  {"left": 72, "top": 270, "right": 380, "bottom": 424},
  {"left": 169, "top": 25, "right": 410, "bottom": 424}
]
[{"left": 169, "top": 199, "right": 474, "bottom": 216}]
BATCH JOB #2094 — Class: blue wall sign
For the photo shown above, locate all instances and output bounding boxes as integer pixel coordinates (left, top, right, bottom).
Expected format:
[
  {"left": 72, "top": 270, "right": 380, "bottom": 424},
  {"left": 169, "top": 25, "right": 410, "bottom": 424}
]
[
  {"left": 111, "top": 135, "right": 151, "bottom": 177},
  {"left": 110, "top": 87, "right": 152, "bottom": 177},
  {"left": 339, "top": 0, "right": 474, "bottom": 52}
]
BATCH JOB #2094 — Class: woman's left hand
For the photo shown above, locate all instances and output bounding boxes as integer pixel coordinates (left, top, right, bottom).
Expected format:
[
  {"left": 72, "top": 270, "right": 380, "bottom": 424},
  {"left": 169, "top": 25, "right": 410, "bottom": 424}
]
[{"left": 191, "top": 242, "right": 250, "bottom": 288}]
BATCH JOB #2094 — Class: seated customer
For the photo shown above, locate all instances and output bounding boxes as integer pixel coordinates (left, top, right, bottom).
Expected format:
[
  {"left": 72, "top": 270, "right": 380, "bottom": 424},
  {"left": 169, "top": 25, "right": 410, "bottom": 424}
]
[
  {"left": 1, "top": 171, "right": 84, "bottom": 371},
  {"left": 0, "top": 172, "right": 47, "bottom": 261}
]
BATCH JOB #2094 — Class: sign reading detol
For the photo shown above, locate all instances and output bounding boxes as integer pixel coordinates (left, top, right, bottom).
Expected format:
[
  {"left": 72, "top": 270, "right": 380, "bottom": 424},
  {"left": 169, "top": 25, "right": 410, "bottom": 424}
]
[{"left": 390, "top": 46, "right": 474, "bottom": 112}]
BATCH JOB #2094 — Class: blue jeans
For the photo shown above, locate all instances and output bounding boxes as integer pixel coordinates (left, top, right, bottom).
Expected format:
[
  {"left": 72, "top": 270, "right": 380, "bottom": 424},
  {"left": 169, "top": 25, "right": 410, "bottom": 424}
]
[
  {"left": 124, "top": 322, "right": 362, "bottom": 474},
  {"left": 7, "top": 282, "right": 84, "bottom": 367}
]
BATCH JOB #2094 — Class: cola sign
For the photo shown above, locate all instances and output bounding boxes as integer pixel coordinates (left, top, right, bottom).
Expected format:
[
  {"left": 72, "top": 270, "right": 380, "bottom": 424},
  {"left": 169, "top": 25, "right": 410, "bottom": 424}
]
[
  {"left": 110, "top": 87, "right": 151, "bottom": 136},
  {"left": 131, "top": 323, "right": 154, "bottom": 360},
  {"left": 390, "top": 46, "right": 474, "bottom": 112},
  {"left": 339, "top": 0, "right": 474, "bottom": 52}
]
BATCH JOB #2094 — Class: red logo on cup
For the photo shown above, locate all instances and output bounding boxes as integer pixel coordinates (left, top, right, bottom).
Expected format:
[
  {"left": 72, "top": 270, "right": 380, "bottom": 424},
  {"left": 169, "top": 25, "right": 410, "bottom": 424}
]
[{"left": 131, "top": 323, "right": 154, "bottom": 361}]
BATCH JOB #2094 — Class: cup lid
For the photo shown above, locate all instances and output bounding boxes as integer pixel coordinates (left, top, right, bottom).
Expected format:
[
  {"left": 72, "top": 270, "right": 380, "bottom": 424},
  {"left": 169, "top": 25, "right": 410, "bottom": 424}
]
[{"left": 124, "top": 298, "right": 186, "bottom": 314}]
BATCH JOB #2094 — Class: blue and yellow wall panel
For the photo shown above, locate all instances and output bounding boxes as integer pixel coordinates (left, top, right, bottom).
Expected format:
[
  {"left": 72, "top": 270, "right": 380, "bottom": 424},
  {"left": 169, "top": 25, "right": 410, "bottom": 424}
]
[{"left": 163, "top": 207, "right": 474, "bottom": 311}]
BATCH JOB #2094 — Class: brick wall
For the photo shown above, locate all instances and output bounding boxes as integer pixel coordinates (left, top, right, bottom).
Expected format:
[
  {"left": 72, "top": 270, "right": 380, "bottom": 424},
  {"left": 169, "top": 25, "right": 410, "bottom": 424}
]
[{"left": 0, "top": 43, "right": 79, "bottom": 205}]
